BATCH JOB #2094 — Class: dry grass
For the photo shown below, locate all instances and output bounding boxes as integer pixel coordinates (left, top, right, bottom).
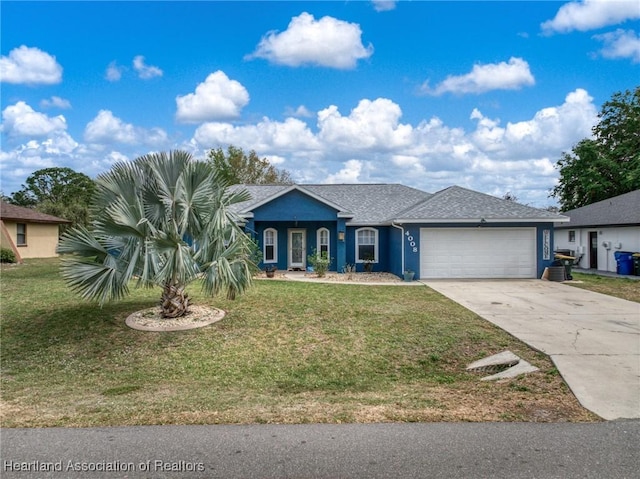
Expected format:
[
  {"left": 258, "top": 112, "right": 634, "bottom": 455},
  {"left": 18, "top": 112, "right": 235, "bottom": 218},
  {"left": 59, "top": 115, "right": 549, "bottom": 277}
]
[{"left": 0, "top": 258, "right": 599, "bottom": 427}]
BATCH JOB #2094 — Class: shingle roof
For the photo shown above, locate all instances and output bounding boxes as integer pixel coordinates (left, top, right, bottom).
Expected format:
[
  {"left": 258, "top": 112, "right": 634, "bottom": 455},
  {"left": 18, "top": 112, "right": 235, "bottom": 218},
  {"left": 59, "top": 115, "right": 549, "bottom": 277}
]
[
  {"left": 0, "top": 201, "right": 71, "bottom": 224},
  {"left": 556, "top": 190, "right": 640, "bottom": 228},
  {"left": 231, "top": 184, "right": 565, "bottom": 224},
  {"left": 303, "top": 184, "right": 432, "bottom": 224},
  {"left": 397, "top": 186, "right": 566, "bottom": 222}
]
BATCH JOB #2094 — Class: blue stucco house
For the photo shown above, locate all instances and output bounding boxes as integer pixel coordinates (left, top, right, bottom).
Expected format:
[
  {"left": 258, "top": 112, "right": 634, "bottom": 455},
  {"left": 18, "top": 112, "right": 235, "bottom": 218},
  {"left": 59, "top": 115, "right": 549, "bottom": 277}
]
[{"left": 231, "top": 184, "right": 567, "bottom": 279}]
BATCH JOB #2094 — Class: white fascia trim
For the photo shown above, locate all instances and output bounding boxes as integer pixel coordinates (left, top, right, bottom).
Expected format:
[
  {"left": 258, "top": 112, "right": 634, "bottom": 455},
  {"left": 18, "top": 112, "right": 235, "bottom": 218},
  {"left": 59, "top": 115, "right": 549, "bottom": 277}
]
[
  {"left": 393, "top": 217, "right": 569, "bottom": 224},
  {"left": 345, "top": 222, "right": 390, "bottom": 227}
]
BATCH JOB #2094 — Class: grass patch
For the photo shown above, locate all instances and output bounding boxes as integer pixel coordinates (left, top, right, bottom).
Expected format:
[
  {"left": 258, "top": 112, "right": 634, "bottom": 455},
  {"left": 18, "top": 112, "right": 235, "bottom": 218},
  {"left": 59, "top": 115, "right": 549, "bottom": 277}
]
[
  {"left": 568, "top": 273, "right": 640, "bottom": 303},
  {"left": 0, "top": 258, "right": 598, "bottom": 427}
]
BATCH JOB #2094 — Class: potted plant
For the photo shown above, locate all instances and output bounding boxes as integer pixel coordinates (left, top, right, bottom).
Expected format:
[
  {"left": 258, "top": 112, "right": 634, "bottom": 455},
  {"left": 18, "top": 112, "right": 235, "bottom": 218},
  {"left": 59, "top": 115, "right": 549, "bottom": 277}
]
[
  {"left": 403, "top": 269, "right": 415, "bottom": 282},
  {"left": 264, "top": 265, "right": 277, "bottom": 278},
  {"left": 363, "top": 254, "right": 374, "bottom": 273}
]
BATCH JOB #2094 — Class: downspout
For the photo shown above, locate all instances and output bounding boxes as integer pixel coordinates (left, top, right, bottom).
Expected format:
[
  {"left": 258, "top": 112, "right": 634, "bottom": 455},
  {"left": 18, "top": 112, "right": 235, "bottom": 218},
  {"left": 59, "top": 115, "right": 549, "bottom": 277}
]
[{"left": 391, "top": 222, "right": 405, "bottom": 274}]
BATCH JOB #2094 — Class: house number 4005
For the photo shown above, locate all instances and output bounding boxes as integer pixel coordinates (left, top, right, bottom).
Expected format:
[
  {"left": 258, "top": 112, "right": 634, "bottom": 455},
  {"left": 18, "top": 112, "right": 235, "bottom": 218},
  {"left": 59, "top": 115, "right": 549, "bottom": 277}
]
[{"left": 405, "top": 230, "right": 418, "bottom": 253}]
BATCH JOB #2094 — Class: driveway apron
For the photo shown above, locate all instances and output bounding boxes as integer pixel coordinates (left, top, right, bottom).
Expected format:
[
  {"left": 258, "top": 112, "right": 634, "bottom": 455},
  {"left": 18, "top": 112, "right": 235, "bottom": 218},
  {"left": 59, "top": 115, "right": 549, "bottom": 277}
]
[{"left": 422, "top": 280, "right": 640, "bottom": 420}]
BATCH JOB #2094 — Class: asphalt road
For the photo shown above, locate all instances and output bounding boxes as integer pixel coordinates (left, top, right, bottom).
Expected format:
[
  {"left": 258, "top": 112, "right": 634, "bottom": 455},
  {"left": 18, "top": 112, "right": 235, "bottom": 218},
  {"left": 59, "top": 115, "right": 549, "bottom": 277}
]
[{"left": 2, "top": 421, "right": 639, "bottom": 478}]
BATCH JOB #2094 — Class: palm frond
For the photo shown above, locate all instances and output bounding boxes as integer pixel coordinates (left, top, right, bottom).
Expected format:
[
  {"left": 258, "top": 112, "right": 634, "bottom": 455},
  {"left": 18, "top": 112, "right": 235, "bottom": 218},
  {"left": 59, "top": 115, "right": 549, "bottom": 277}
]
[
  {"left": 57, "top": 226, "right": 110, "bottom": 259},
  {"left": 60, "top": 256, "right": 129, "bottom": 305}
]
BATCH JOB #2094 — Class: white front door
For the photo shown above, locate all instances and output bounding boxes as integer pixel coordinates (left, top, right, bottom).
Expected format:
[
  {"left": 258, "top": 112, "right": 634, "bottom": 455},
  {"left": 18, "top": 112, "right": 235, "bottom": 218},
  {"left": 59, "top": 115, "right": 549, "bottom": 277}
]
[{"left": 288, "top": 229, "right": 306, "bottom": 270}]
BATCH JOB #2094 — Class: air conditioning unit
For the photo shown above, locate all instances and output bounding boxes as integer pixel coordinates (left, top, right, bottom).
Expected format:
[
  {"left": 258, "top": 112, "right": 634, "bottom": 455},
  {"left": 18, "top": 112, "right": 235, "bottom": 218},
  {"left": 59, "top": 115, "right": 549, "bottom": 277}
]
[{"left": 602, "top": 241, "right": 611, "bottom": 249}]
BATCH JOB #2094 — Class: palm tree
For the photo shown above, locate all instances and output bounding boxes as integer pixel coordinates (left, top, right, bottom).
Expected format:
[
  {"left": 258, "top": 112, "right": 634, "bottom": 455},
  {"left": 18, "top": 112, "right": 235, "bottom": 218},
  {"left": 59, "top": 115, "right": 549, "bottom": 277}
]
[{"left": 57, "top": 150, "right": 256, "bottom": 318}]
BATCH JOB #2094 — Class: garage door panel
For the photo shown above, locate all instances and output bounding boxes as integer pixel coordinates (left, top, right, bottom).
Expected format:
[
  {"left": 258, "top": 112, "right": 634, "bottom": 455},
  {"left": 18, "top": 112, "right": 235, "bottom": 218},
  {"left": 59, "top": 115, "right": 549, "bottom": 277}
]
[{"left": 420, "top": 228, "right": 536, "bottom": 279}]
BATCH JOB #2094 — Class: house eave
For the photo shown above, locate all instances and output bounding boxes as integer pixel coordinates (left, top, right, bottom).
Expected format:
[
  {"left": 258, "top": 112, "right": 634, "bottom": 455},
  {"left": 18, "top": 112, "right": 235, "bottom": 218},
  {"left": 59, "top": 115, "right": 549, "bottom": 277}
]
[
  {"left": 555, "top": 222, "right": 640, "bottom": 229},
  {"left": 393, "top": 217, "right": 567, "bottom": 224}
]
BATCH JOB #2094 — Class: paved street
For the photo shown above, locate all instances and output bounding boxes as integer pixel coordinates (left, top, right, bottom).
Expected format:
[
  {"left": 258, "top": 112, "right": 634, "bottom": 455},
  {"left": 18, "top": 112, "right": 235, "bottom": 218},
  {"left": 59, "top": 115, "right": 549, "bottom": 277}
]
[{"left": 2, "top": 421, "right": 639, "bottom": 478}]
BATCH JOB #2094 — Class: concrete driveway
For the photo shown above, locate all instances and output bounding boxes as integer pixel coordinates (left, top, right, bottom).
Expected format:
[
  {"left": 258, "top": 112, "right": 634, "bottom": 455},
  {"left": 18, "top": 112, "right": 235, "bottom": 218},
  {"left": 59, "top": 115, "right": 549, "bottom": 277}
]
[{"left": 423, "top": 280, "right": 640, "bottom": 420}]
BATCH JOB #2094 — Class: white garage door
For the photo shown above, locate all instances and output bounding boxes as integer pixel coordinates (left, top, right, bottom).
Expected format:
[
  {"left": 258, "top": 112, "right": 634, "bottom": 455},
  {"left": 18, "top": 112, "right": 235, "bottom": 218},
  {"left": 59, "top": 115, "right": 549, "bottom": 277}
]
[{"left": 420, "top": 228, "right": 536, "bottom": 279}]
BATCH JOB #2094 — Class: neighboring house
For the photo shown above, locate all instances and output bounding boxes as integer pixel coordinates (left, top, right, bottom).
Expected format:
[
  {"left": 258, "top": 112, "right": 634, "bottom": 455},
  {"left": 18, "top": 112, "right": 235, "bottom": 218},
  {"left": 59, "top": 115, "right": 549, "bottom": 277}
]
[
  {"left": 554, "top": 190, "right": 640, "bottom": 273},
  {"left": 231, "top": 184, "right": 567, "bottom": 279},
  {"left": 0, "top": 201, "right": 71, "bottom": 262}
]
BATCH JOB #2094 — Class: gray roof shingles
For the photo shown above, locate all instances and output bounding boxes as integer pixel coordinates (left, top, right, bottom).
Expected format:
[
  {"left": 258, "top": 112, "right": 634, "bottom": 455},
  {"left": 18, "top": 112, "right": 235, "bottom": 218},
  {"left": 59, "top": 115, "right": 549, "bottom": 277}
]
[
  {"left": 231, "top": 184, "right": 565, "bottom": 224},
  {"left": 397, "top": 186, "right": 564, "bottom": 221},
  {"left": 556, "top": 190, "right": 640, "bottom": 228}
]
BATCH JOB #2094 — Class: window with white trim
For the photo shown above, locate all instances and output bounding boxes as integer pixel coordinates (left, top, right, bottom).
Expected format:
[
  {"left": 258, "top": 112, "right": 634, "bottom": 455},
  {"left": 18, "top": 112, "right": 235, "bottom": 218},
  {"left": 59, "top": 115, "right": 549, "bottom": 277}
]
[
  {"left": 263, "top": 228, "right": 277, "bottom": 263},
  {"left": 568, "top": 230, "right": 575, "bottom": 242},
  {"left": 317, "top": 228, "right": 330, "bottom": 257},
  {"left": 356, "top": 227, "right": 378, "bottom": 263}
]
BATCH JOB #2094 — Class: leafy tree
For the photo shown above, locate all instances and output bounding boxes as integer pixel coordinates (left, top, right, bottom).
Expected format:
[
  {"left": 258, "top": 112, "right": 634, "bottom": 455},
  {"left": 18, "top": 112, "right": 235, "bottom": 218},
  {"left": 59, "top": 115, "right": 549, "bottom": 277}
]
[
  {"left": 57, "top": 151, "right": 256, "bottom": 318},
  {"left": 208, "top": 145, "right": 293, "bottom": 185},
  {"left": 552, "top": 87, "right": 640, "bottom": 210},
  {"left": 10, "top": 167, "right": 95, "bottom": 206},
  {"left": 9, "top": 167, "right": 96, "bottom": 228}
]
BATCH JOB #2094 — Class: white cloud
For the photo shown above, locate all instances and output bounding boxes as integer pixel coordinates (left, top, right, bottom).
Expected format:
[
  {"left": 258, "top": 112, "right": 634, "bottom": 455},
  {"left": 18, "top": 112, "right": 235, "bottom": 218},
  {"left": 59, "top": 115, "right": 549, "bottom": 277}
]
[
  {"left": 265, "top": 155, "right": 286, "bottom": 165},
  {"left": 84, "top": 110, "right": 137, "bottom": 144},
  {"left": 194, "top": 117, "right": 319, "bottom": 152},
  {"left": 247, "top": 12, "right": 373, "bottom": 69},
  {"left": 1, "top": 102, "right": 67, "bottom": 137},
  {"left": 422, "top": 57, "right": 535, "bottom": 95},
  {"left": 40, "top": 96, "right": 72, "bottom": 110},
  {"left": 317, "top": 98, "right": 413, "bottom": 150},
  {"left": 105, "top": 61, "right": 124, "bottom": 82},
  {"left": 325, "top": 159, "right": 365, "bottom": 183},
  {"left": 594, "top": 29, "right": 640, "bottom": 62},
  {"left": 470, "top": 88, "right": 597, "bottom": 159},
  {"left": 133, "top": 55, "right": 163, "bottom": 79},
  {"left": 0, "top": 45, "right": 62, "bottom": 84},
  {"left": 84, "top": 110, "right": 168, "bottom": 146},
  {"left": 372, "top": 1, "right": 397, "bottom": 12},
  {"left": 175, "top": 71, "right": 250, "bottom": 123},
  {"left": 541, "top": 0, "right": 640, "bottom": 34},
  {"left": 285, "top": 105, "right": 314, "bottom": 118}
]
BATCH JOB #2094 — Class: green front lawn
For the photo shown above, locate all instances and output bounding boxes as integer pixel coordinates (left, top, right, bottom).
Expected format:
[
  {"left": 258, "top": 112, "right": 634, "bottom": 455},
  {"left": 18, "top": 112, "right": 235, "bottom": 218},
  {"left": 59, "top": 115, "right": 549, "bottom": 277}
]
[
  {"left": 568, "top": 273, "right": 640, "bottom": 303},
  {"left": 0, "top": 259, "right": 597, "bottom": 427}
]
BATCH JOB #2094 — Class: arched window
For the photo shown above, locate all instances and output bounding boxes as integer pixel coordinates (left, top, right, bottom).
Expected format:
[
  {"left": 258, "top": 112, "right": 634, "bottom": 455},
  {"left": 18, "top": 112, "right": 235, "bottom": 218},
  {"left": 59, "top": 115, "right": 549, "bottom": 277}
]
[
  {"left": 317, "top": 228, "right": 330, "bottom": 257},
  {"left": 263, "top": 228, "right": 277, "bottom": 263},
  {"left": 355, "top": 227, "right": 378, "bottom": 263}
]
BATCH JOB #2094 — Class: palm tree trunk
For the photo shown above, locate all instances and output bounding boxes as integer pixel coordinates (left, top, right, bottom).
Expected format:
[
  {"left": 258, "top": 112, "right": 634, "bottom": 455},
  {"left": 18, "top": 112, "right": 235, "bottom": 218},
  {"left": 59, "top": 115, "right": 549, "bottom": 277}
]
[{"left": 161, "top": 281, "right": 189, "bottom": 318}]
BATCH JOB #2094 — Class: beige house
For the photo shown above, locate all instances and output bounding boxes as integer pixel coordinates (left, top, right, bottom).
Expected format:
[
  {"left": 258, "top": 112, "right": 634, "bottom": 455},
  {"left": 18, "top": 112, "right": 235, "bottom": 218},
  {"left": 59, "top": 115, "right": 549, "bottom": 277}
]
[{"left": 0, "top": 201, "right": 71, "bottom": 262}]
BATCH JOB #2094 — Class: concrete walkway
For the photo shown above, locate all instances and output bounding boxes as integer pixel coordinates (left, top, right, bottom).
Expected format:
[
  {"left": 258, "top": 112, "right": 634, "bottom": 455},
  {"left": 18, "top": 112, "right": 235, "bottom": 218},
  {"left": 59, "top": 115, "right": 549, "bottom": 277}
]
[{"left": 423, "top": 280, "right": 640, "bottom": 420}]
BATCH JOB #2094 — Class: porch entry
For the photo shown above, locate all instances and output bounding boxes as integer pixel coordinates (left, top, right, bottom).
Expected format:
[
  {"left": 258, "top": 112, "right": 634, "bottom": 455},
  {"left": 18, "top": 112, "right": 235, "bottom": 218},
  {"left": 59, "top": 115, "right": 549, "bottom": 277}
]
[{"left": 288, "top": 229, "right": 306, "bottom": 270}]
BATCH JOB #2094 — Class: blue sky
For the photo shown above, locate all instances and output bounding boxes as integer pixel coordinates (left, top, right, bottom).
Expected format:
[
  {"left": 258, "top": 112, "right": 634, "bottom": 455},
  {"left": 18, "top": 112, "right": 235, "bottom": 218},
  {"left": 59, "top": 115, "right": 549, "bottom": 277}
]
[{"left": 1, "top": 0, "right": 639, "bottom": 207}]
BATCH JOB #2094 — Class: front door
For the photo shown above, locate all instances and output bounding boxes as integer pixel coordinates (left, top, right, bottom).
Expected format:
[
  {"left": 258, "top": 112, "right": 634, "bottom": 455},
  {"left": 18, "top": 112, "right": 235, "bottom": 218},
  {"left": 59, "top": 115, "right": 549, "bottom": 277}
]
[
  {"left": 288, "top": 229, "right": 306, "bottom": 270},
  {"left": 589, "top": 231, "right": 598, "bottom": 269}
]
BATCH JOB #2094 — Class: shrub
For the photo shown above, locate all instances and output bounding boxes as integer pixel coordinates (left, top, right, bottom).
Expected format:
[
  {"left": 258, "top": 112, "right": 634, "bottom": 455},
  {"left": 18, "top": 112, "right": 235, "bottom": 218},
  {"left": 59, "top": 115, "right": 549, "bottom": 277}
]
[
  {"left": 308, "top": 249, "right": 332, "bottom": 277},
  {"left": 0, "top": 248, "right": 17, "bottom": 263}
]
